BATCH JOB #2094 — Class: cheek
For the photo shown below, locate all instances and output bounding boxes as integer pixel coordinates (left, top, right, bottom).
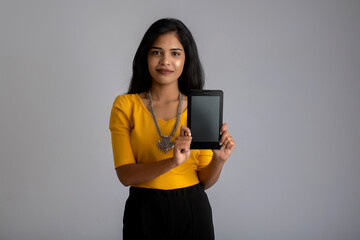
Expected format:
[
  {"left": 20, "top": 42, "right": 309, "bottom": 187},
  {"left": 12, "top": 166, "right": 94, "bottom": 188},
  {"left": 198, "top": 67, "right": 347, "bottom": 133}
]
[
  {"left": 147, "top": 57, "right": 157, "bottom": 72},
  {"left": 175, "top": 58, "right": 185, "bottom": 71},
  {"left": 147, "top": 56, "right": 154, "bottom": 68}
]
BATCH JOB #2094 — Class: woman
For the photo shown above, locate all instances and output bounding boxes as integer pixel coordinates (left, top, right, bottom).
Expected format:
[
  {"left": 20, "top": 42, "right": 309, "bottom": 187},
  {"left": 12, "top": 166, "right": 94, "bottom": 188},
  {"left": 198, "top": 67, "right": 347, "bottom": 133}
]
[{"left": 109, "top": 18, "right": 235, "bottom": 240}]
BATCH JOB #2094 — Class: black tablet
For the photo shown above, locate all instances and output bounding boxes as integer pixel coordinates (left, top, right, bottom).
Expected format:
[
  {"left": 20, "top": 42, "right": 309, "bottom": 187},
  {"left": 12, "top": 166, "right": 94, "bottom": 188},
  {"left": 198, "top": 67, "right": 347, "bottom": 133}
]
[{"left": 187, "top": 90, "right": 223, "bottom": 149}]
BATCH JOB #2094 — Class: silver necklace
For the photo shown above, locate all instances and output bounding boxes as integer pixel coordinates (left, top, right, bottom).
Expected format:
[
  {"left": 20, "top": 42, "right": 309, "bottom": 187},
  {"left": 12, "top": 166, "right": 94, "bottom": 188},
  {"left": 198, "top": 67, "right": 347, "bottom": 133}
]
[{"left": 148, "top": 90, "right": 183, "bottom": 153}]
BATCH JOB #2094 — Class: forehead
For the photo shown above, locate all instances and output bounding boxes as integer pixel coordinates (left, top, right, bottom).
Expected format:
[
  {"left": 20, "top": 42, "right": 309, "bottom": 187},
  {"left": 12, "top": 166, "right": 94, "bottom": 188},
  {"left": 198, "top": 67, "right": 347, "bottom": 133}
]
[{"left": 151, "top": 32, "right": 183, "bottom": 49}]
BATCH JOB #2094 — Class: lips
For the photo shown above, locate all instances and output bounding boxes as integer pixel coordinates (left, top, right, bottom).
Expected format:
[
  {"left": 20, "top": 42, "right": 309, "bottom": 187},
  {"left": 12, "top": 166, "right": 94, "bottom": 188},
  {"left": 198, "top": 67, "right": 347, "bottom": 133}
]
[{"left": 156, "top": 68, "right": 173, "bottom": 74}]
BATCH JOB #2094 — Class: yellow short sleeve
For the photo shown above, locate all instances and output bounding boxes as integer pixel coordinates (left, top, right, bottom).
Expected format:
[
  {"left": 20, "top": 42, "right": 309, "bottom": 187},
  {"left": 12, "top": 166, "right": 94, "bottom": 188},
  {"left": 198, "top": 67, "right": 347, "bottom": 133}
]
[{"left": 109, "top": 95, "right": 136, "bottom": 168}]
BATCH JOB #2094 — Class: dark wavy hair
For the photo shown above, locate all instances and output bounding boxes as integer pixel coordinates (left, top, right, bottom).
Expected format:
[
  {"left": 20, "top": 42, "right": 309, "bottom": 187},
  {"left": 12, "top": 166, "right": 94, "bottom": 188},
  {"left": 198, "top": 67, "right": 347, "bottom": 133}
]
[{"left": 127, "top": 18, "right": 204, "bottom": 95}]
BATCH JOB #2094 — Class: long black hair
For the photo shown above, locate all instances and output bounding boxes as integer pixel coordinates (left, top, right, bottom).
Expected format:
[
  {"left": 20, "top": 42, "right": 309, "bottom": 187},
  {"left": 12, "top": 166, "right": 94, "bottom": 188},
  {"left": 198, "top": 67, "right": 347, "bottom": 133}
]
[{"left": 127, "top": 18, "right": 204, "bottom": 95}]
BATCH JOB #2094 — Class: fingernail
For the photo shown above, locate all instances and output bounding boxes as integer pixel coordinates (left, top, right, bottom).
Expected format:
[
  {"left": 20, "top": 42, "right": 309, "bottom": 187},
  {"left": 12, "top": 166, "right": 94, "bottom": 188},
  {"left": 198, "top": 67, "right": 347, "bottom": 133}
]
[
  {"left": 189, "top": 132, "right": 191, "bottom": 136},
  {"left": 219, "top": 142, "right": 223, "bottom": 146}
]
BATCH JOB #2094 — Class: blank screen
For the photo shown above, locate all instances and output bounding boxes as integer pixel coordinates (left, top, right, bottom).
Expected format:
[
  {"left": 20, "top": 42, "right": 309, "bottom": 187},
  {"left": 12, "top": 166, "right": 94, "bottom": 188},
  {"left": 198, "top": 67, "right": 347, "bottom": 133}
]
[{"left": 191, "top": 96, "right": 220, "bottom": 142}]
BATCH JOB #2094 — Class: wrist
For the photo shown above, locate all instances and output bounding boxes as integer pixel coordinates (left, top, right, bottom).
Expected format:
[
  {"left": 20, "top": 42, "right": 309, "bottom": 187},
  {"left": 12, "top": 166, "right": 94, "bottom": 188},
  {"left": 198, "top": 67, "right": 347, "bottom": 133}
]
[
  {"left": 168, "top": 157, "right": 180, "bottom": 168},
  {"left": 211, "top": 153, "right": 227, "bottom": 164}
]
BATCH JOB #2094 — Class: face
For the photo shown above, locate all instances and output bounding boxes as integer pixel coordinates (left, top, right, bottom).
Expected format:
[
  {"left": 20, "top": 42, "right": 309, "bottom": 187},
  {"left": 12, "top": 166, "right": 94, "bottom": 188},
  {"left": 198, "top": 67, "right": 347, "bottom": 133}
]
[{"left": 147, "top": 32, "right": 186, "bottom": 87}]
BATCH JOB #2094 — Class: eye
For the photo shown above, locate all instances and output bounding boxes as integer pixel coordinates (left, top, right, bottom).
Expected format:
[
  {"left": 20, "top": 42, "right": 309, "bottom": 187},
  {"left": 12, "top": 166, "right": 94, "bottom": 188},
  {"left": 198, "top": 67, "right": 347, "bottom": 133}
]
[
  {"left": 151, "top": 50, "right": 161, "bottom": 55},
  {"left": 171, "top": 51, "right": 180, "bottom": 56}
]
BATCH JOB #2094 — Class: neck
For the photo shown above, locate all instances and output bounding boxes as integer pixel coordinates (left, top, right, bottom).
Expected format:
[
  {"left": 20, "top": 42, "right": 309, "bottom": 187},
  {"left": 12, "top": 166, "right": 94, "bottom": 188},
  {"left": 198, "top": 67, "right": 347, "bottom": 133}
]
[{"left": 149, "top": 83, "right": 180, "bottom": 102}]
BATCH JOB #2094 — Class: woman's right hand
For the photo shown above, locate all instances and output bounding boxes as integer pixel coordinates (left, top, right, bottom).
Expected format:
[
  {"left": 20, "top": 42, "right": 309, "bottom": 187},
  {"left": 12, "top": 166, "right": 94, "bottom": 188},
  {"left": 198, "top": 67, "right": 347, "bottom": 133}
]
[{"left": 172, "top": 125, "right": 192, "bottom": 166}]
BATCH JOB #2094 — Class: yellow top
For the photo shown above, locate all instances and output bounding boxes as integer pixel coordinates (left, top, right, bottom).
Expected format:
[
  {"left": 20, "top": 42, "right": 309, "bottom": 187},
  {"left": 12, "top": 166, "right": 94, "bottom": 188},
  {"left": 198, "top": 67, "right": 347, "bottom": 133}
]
[{"left": 109, "top": 94, "right": 213, "bottom": 190}]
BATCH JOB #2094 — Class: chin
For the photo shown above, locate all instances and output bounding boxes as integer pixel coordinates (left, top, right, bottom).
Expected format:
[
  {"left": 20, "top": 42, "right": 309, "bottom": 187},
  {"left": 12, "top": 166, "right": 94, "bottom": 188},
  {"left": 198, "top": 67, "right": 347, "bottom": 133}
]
[{"left": 152, "top": 77, "right": 179, "bottom": 85}]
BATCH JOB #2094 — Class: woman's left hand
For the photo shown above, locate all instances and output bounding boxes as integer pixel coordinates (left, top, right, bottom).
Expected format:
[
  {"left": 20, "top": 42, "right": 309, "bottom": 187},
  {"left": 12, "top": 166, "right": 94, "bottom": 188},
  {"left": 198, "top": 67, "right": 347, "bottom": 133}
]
[{"left": 212, "top": 123, "right": 235, "bottom": 162}]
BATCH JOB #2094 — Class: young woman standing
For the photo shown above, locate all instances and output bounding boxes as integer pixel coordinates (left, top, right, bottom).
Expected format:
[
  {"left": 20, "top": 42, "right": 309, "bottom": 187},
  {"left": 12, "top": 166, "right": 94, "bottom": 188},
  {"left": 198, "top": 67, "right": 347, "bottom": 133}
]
[{"left": 109, "top": 18, "right": 235, "bottom": 240}]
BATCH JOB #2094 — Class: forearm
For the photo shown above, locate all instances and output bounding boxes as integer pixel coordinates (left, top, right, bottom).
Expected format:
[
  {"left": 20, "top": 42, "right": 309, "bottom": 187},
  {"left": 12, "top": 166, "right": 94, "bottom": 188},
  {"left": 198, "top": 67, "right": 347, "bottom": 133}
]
[
  {"left": 116, "top": 158, "right": 177, "bottom": 186},
  {"left": 197, "top": 156, "right": 225, "bottom": 190}
]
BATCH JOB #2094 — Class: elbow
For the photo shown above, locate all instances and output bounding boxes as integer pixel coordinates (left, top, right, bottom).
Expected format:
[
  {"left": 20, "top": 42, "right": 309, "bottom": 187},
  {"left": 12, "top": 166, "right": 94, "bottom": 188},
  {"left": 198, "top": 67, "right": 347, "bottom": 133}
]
[
  {"left": 201, "top": 181, "right": 214, "bottom": 190},
  {"left": 202, "top": 183, "right": 210, "bottom": 190},
  {"left": 116, "top": 166, "right": 132, "bottom": 187},
  {"left": 118, "top": 176, "right": 131, "bottom": 187},
  {"left": 118, "top": 173, "right": 135, "bottom": 187},
  {"left": 122, "top": 182, "right": 132, "bottom": 187},
  {"left": 198, "top": 173, "right": 216, "bottom": 190}
]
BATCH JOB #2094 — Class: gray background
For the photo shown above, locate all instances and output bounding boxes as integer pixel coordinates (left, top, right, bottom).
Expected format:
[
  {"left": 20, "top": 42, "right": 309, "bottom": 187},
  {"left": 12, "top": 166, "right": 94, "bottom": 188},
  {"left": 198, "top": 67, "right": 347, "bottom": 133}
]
[{"left": 1, "top": 0, "right": 359, "bottom": 239}]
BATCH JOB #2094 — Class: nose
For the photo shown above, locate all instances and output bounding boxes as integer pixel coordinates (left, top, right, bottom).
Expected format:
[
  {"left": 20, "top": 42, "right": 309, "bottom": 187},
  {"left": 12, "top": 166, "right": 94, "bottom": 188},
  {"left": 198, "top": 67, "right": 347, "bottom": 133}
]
[{"left": 159, "top": 53, "right": 170, "bottom": 66}]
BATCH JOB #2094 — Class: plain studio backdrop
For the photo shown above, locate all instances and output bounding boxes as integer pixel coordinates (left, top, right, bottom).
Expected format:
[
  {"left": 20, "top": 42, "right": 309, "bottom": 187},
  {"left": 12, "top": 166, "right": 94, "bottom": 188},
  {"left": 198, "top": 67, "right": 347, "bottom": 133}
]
[{"left": 1, "top": 0, "right": 360, "bottom": 239}]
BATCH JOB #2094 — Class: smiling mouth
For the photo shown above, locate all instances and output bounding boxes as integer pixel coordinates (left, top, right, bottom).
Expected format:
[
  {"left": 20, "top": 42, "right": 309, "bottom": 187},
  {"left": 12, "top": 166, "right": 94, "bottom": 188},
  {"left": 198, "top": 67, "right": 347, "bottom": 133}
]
[{"left": 156, "top": 69, "right": 173, "bottom": 74}]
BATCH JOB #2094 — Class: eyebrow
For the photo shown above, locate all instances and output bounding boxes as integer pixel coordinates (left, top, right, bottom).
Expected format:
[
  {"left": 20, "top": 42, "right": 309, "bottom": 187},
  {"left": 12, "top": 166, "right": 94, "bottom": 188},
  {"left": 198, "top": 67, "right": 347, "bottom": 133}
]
[{"left": 151, "top": 47, "right": 183, "bottom": 51}]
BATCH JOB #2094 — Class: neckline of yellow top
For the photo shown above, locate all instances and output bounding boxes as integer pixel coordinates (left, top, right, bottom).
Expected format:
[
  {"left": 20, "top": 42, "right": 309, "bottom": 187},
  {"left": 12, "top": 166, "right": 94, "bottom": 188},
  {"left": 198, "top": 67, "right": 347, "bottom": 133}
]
[{"left": 135, "top": 93, "right": 187, "bottom": 122}]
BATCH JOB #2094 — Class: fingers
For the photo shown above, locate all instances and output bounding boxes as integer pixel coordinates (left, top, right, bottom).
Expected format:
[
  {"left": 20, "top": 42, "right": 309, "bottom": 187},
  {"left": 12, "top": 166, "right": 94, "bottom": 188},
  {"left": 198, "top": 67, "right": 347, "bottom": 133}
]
[
  {"left": 219, "top": 123, "right": 235, "bottom": 150},
  {"left": 219, "top": 123, "right": 228, "bottom": 135},
  {"left": 175, "top": 127, "right": 192, "bottom": 152},
  {"left": 220, "top": 134, "right": 235, "bottom": 151},
  {"left": 225, "top": 136, "right": 235, "bottom": 151},
  {"left": 180, "top": 125, "right": 191, "bottom": 136},
  {"left": 175, "top": 138, "right": 191, "bottom": 153},
  {"left": 220, "top": 133, "right": 229, "bottom": 148},
  {"left": 219, "top": 129, "right": 230, "bottom": 146}
]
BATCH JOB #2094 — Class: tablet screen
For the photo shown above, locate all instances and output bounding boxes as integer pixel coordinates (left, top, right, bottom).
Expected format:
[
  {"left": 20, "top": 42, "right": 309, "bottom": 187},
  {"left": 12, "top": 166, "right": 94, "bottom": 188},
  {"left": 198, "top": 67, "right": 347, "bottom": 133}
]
[{"left": 191, "top": 96, "right": 220, "bottom": 142}]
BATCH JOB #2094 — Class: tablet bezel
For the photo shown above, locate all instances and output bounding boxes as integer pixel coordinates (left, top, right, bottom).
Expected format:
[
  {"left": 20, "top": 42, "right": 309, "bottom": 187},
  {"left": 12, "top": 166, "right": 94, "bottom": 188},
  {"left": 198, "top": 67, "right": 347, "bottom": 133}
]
[{"left": 187, "top": 90, "right": 223, "bottom": 149}]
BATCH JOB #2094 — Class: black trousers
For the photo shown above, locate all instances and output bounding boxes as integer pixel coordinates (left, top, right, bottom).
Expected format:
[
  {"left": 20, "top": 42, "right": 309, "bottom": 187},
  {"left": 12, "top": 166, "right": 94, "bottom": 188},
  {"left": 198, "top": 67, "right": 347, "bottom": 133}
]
[{"left": 123, "top": 184, "right": 215, "bottom": 240}]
